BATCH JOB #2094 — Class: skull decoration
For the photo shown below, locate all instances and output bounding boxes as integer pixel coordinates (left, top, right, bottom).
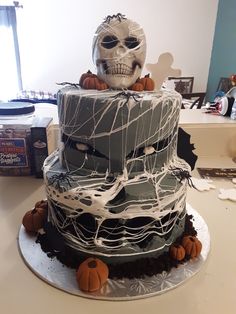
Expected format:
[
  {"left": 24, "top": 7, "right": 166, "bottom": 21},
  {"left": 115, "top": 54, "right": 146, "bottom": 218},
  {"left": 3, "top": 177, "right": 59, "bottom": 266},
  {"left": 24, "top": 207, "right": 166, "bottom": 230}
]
[{"left": 92, "top": 14, "right": 146, "bottom": 89}]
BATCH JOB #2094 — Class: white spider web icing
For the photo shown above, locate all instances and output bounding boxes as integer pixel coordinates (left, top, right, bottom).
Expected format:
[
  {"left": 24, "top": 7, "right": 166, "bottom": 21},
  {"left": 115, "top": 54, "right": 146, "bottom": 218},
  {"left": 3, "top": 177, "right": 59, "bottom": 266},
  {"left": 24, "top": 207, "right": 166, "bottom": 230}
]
[{"left": 43, "top": 89, "right": 190, "bottom": 258}]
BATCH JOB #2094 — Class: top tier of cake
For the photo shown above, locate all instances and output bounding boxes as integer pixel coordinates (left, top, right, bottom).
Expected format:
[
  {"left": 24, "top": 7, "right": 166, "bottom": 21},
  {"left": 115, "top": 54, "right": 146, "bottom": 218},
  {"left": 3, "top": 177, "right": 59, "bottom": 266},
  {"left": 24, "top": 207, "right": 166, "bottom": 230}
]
[{"left": 58, "top": 88, "right": 182, "bottom": 175}]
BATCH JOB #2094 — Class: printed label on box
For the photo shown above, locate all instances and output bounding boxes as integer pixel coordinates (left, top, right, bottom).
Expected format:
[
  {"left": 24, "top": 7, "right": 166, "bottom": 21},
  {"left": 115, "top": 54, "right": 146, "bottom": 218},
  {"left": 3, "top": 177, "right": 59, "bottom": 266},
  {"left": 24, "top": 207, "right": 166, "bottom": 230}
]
[{"left": 0, "top": 138, "right": 28, "bottom": 167}]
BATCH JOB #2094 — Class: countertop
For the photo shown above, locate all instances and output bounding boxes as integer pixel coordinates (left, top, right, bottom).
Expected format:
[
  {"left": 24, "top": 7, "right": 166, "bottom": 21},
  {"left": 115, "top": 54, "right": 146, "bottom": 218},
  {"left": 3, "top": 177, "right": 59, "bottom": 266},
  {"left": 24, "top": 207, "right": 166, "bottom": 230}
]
[{"left": 179, "top": 109, "right": 236, "bottom": 127}]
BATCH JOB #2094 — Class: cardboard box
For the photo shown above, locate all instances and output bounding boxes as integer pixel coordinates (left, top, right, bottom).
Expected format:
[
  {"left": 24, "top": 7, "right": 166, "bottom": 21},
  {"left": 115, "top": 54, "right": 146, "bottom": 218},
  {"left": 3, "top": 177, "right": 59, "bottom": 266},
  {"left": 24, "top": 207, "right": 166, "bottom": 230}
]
[
  {"left": 0, "top": 114, "right": 55, "bottom": 177},
  {"left": 0, "top": 123, "right": 32, "bottom": 176}
]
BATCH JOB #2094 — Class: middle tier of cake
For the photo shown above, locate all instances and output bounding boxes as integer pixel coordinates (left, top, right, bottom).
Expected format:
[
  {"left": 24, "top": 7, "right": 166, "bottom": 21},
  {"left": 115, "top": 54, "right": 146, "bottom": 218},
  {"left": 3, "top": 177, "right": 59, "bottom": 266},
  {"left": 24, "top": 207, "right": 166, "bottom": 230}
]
[{"left": 43, "top": 151, "right": 189, "bottom": 263}]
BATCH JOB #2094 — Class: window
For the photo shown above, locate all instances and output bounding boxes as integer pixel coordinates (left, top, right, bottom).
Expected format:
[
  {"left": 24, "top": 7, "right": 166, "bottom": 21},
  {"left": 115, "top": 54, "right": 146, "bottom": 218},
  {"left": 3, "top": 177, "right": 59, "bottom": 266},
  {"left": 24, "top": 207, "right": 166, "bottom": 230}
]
[{"left": 0, "top": 5, "right": 22, "bottom": 101}]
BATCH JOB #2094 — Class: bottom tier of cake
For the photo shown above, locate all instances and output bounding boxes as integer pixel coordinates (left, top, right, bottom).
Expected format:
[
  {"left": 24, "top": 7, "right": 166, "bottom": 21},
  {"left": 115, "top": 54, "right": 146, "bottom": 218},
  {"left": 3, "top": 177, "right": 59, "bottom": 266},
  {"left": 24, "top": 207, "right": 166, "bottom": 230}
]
[
  {"left": 36, "top": 212, "right": 197, "bottom": 279},
  {"left": 19, "top": 205, "right": 209, "bottom": 299}
]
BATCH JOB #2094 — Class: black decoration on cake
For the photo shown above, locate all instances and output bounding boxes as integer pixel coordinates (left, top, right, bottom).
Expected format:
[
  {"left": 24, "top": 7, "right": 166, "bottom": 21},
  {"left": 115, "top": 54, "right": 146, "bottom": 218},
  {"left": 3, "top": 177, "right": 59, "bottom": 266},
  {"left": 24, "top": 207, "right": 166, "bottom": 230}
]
[
  {"left": 177, "top": 127, "right": 198, "bottom": 170},
  {"left": 56, "top": 82, "right": 80, "bottom": 88},
  {"left": 112, "top": 91, "right": 143, "bottom": 105},
  {"left": 104, "top": 13, "right": 127, "bottom": 24}
]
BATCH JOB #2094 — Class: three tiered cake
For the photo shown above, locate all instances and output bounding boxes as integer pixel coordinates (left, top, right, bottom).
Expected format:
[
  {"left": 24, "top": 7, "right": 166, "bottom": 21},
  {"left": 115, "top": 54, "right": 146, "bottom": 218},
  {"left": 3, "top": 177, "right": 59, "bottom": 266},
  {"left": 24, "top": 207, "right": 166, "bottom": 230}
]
[{"left": 22, "top": 14, "right": 202, "bottom": 293}]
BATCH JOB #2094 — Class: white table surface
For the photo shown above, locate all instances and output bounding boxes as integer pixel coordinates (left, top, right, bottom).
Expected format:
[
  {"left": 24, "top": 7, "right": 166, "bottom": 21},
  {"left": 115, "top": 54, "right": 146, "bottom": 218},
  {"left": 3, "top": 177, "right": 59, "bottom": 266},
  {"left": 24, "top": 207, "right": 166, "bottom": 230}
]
[
  {"left": 0, "top": 155, "right": 236, "bottom": 314},
  {"left": 179, "top": 109, "right": 236, "bottom": 127}
]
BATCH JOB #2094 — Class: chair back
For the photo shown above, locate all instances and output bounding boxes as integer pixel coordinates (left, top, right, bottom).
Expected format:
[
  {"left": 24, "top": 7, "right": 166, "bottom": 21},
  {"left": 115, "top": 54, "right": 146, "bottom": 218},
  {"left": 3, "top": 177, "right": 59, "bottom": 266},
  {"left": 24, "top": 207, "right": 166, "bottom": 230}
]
[{"left": 181, "top": 92, "right": 206, "bottom": 109}]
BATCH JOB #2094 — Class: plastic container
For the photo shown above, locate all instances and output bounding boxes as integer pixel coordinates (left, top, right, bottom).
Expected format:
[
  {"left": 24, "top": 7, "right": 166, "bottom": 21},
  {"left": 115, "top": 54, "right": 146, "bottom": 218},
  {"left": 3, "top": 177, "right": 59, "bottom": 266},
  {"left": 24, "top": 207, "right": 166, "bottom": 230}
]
[
  {"left": 0, "top": 101, "right": 35, "bottom": 120},
  {"left": 0, "top": 102, "right": 35, "bottom": 175}
]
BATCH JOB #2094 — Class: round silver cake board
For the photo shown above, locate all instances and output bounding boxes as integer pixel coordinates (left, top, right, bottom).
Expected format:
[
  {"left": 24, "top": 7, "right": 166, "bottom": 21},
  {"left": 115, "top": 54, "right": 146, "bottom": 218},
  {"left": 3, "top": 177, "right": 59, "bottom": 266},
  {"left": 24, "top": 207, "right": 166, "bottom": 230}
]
[{"left": 18, "top": 204, "right": 210, "bottom": 301}]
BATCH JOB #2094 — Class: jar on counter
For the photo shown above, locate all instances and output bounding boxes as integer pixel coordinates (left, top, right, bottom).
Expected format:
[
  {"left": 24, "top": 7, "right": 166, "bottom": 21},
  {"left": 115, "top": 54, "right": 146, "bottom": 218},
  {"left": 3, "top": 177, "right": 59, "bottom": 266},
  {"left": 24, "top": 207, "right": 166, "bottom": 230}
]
[{"left": 0, "top": 102, "right": 35, "bottom": 176}]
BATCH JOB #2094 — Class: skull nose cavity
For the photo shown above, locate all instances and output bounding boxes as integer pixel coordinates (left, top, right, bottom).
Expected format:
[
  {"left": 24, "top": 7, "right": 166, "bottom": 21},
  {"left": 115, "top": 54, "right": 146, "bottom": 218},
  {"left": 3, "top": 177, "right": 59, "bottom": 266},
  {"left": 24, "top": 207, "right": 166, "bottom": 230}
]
[{"left": 116, "top": 45, "right": 126, "bottom": 54}]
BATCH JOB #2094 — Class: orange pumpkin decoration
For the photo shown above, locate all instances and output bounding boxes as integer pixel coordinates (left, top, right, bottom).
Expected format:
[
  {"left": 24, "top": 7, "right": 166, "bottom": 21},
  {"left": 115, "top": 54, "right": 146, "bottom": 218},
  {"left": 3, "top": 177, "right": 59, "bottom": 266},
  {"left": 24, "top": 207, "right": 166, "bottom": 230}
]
[
  {"left": 82, "top": 75, "right": 108, "bottom": 90},
  {"left": 169, "top": 244, "right": 186, "bottom": 261},
  {"left": 76, "top": 257, "right": 109, "bottom": 292},
  {"left": 34, "top": 199, "right": 48, "bottom": 210},
  {"left": 182, "top": 236, "right": 202, "bottom": 258},
  {"left": 129, "top": 81, "right": 144, "bottom": 91},
  {"left": 82, "top": 74, "right": 97, "bottom": 89},
  {"left": 79, "top": 70, "right": 93, "bottom": 87},
  {"left": 22, "top": 207, "right": 47, "bottom": 233},
  {"left": 96, "top": 78, "right": 108, "bottom": 91},
  {"left": 139, "top": 74, "right": 155, "bottom": 91}
]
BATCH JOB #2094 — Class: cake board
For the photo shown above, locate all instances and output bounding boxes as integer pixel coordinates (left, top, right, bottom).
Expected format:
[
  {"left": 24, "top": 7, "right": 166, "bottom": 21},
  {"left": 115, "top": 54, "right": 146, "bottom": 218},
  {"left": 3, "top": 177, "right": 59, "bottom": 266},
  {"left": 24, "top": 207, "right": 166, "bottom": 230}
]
[{"left": 18, "top": 204, "right": 210, "bottom": 301}]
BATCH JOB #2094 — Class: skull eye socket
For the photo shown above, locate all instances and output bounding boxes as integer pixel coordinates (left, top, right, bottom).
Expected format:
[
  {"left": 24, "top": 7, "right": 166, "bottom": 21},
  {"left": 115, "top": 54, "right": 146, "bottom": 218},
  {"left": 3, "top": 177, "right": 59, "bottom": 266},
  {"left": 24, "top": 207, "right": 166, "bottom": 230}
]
[
  {"left": 124, "top": 36, "right": 140, "bottom": 49},
  {"left": 101, "top": 35, "right": 119, "bottom": 49}
]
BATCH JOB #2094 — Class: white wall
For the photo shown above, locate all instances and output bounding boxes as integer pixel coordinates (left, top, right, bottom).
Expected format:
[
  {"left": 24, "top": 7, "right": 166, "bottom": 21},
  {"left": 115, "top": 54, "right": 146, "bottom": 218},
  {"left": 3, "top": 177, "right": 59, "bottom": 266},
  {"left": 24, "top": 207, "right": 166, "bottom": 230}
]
[{"left": 17, "top": 0, "right": 218, "bottom": 94}]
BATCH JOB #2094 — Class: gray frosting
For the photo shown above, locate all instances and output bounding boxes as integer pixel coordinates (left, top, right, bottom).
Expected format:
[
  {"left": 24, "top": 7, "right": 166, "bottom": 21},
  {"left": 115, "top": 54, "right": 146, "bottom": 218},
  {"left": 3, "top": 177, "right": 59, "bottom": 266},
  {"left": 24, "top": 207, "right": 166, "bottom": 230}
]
[
  {"left": 43, "top": 88, "right": 191, "bottom": 261},
  {"left": 58, "top": 88, "right": 180, "bottom": 174}
]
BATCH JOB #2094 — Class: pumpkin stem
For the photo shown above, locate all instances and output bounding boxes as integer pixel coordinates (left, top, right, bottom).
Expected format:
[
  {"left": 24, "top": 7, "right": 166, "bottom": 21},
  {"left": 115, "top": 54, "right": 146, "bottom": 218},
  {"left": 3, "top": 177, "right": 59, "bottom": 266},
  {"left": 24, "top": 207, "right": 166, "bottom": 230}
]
[
  {"left": 88, "top": 260, "right": 97, "bottom": 268},
  {"left": 32, "top": 208, "right": 38, "bottom": 214},
  {"left": 145, "top": 73, "right": 150, "bottom": 78}
]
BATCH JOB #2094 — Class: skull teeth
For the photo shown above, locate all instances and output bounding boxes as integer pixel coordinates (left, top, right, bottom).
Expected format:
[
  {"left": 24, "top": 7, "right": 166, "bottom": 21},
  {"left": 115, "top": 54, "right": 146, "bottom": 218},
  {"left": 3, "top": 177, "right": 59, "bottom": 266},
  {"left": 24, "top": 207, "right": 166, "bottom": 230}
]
[{"left": 106, "top": 64, "right": 133, "bottom": 75}]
